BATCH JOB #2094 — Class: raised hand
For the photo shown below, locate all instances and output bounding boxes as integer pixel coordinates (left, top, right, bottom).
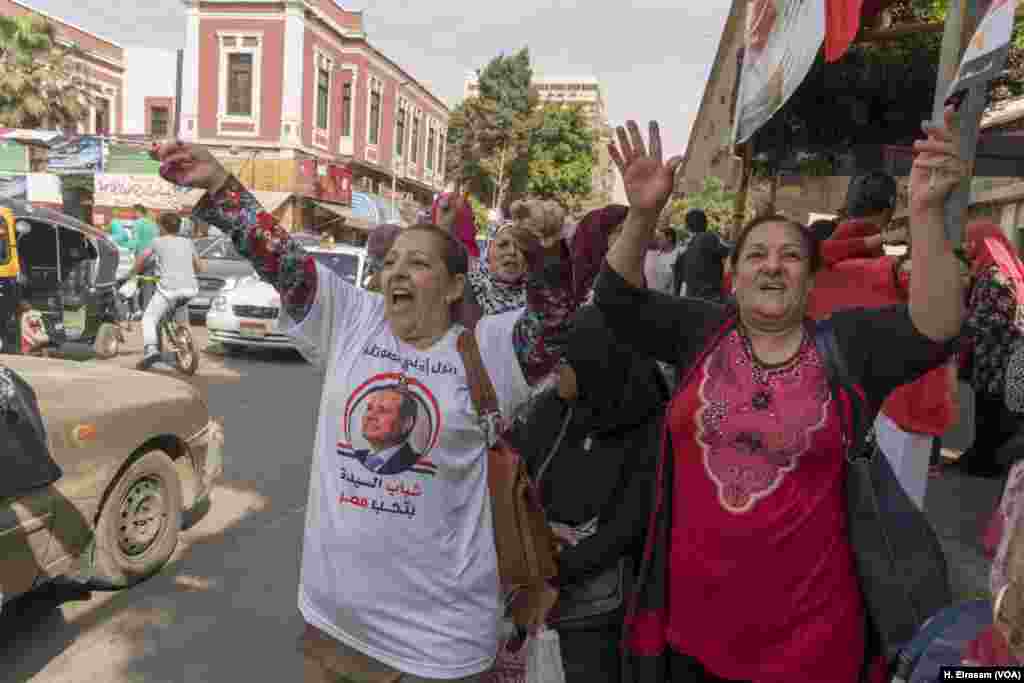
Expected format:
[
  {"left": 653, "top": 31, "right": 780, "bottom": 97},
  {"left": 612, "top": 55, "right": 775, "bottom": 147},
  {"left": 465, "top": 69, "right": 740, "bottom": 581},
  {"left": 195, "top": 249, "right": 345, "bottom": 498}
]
[
  {"left": 608, "top": 121, "right": 683, "bottom": 214},
  {"left": 909, "top": 106, "right": 966, "bottom": 214},
  {"left": 150, "top": 141, "right": 230, "bottom": 192}
]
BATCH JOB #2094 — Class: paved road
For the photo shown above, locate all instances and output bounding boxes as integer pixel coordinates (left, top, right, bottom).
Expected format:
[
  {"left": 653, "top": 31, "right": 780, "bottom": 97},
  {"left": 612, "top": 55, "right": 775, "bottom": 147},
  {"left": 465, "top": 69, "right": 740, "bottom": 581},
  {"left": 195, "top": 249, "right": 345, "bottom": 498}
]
[
  {"left": 0, "top": 325, "right": 1007, "bottom": 681},
  {"left": 1, "top": 327, "right": 324, "bottom": 683}
]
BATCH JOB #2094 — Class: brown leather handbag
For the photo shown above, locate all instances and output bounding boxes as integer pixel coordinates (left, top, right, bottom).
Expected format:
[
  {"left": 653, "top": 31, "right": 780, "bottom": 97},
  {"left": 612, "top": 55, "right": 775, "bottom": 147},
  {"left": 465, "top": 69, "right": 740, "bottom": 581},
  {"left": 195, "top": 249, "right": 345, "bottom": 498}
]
[{"left": 457, "top": 329, "right": 559, "bottom": 591}]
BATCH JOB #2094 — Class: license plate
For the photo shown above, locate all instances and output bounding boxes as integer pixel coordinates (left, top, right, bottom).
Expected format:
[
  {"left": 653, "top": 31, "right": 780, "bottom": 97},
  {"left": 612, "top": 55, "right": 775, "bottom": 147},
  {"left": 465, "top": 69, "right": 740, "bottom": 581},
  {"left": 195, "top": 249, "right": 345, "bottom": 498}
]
[
  {"left": 192, "top": 297, "right": 209, "bottom": 307},
  {"left": 239, "top": 322, "right": 266, "bottom": 338}
]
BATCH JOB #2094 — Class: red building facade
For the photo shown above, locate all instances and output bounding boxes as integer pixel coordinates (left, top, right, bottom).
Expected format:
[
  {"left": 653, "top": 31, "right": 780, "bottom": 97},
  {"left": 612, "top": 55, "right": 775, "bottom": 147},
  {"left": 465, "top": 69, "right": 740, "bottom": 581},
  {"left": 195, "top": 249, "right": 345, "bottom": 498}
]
[
  {"left": 0, "top": 0, "right": 126, "bottom": 136},
  {"left": 179, "top": 0, "right": 449, "bottom": 208}
]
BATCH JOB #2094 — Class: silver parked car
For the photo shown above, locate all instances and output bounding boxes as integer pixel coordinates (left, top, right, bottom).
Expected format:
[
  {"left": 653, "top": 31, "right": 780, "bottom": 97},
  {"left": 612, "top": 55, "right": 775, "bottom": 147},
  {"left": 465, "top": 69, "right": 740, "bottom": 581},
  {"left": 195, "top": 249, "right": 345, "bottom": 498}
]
[{"left": 189, "top": 235, "right": 256, "bottom": 322}]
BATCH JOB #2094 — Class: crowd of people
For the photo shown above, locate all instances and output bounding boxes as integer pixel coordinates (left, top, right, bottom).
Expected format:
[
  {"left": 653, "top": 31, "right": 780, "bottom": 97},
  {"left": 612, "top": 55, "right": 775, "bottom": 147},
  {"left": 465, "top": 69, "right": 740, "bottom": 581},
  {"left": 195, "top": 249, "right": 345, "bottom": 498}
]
[{"left": 138, "top": 104, "right": 1024, "bottom": 682}]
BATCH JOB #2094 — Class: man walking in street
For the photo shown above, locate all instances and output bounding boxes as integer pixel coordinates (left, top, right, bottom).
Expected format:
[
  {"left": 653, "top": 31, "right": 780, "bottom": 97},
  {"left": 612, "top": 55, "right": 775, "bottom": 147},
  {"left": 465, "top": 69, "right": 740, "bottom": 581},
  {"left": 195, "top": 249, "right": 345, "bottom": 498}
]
[
  {"left": 133, "top": 204, "right": 159, "bottom": 317},
  {"left": 680, "top": 208, "right": 731, "bottom": 302}
]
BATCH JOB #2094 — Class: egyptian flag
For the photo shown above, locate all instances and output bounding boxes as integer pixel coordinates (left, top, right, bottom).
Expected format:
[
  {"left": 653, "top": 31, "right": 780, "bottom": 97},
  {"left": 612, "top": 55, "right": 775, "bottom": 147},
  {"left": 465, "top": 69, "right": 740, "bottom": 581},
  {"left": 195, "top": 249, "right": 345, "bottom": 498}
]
[{"left": 825, "top": 0, "right": 865, "bottom": 62}]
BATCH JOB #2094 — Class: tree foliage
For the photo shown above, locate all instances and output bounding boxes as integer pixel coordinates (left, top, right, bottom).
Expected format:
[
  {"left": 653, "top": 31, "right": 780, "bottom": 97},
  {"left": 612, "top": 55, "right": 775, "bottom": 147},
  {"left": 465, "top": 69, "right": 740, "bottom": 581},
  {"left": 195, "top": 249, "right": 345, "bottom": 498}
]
[
  {"left": 0, "top": 15, "right": 94, "bottom": 129},
  {"left": 664, "top": 177, "right": 756, "bottom": 239},
  {"left": 525, "top": 104, "right": 596, "bottom": 212},
  {"left": 446, "top": 47, "right": 604, "bottom": 214},
  {"left": 751, "top": 0, "right": 1023, "bottom": 173}
]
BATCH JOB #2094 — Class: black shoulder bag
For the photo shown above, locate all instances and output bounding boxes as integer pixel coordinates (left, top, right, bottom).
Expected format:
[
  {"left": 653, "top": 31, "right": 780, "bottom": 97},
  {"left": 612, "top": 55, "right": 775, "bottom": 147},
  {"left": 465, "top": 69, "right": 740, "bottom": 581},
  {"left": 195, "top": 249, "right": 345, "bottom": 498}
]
[
  {"left": 814, "top": 321, "right": 953, "bottom": 672},
  {"left": 530, "top": 404, "right": 636, "bottom": 632}
]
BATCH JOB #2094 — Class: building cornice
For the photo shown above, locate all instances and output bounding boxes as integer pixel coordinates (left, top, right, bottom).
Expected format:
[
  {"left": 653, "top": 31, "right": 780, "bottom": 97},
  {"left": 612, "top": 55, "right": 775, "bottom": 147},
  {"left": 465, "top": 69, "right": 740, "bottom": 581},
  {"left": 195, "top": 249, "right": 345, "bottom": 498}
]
[
  {"left": 7, "top": 0, "right": 123, "bottom": 49},
  {"left": 59, "top": 39, "right": 125, "bottom": 72}
]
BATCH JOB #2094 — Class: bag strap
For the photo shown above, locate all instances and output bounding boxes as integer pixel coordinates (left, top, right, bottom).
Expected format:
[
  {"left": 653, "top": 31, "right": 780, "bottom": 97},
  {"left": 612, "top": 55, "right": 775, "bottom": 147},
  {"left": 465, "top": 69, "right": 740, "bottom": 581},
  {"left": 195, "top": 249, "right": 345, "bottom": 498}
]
[
  {"left": 534, "top": 405, "right": 573, "bottom": 485},
  {"left": 813, "top": 320, "right": 871, "bottom": 462},
  {"left": 457, "top": 326, "right": 499, "bottom": 416}
]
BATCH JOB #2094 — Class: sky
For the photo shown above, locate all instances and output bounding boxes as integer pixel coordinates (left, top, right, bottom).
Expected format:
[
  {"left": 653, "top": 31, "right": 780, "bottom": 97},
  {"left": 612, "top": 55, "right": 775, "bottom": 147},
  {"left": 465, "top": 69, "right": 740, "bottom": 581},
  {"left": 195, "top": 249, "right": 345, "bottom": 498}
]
[{"left": 27, "top": 0, "right": 732, "bottom": 158}]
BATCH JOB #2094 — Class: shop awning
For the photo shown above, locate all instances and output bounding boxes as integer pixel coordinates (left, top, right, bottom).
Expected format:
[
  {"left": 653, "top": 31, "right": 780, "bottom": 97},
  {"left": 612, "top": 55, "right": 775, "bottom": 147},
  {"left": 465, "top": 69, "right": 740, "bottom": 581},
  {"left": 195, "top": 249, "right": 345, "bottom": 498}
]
[
  {"left": 181, "top": 189, "right": 292, "bottom": 213},
  {"left": 253, "top": 191, "right": 293, "bottom": 214},
  {"left": 313, "top": 201, "right": 375, "bottom": 231}
]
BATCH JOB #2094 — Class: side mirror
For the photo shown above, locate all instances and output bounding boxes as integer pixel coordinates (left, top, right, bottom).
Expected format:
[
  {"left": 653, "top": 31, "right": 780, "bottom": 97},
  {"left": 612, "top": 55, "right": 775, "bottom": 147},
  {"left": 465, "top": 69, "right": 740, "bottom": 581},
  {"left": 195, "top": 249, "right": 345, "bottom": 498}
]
[{"left": 15, "top": 220, "right": 31, "bottom": 235}]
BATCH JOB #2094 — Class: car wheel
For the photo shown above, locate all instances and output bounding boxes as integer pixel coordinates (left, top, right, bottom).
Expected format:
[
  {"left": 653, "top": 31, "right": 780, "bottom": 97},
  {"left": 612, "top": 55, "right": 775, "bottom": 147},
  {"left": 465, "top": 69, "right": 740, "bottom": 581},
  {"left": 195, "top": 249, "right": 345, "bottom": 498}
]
[
  {"left": 93, "top": 450, "right": 183, "bottom": 587},
  {"left": 94, "top": 323, "right": 120, "bottom": 359},
  {"left": 222, "top": 343, "right": 244, "bottom": 354}
]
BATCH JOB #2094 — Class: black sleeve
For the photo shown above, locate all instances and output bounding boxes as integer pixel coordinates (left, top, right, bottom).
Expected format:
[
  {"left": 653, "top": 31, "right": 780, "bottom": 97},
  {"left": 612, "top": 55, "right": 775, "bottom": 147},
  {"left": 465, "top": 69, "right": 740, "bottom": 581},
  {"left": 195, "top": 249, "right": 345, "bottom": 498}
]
[
  {"left": 594, "top": 262, "right": 725, "bottom": 365},
  {"left": 555, "top": 416, "right": 660, "bottom": 584},
  {"left": 829, "top": 304, "right": 959, "bottom": 413}
]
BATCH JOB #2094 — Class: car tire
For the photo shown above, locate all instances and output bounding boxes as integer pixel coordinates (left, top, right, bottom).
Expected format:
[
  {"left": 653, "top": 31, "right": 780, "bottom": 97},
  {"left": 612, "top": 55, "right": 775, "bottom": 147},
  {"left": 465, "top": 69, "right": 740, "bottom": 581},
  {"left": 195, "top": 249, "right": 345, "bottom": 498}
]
[
  {"left": 94, "top": 323, "right": 120, "bottom": 359},
  {"left": 93, "top": 450, "right": 183, "bottom": 588}
]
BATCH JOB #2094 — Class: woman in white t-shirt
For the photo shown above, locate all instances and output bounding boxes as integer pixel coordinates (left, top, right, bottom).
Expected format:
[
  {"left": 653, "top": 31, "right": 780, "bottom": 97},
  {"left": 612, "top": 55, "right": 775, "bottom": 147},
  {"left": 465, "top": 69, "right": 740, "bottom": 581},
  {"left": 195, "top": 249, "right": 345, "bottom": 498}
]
[{"left": 153, "top": 142, "right": 575, "bottom": 682}]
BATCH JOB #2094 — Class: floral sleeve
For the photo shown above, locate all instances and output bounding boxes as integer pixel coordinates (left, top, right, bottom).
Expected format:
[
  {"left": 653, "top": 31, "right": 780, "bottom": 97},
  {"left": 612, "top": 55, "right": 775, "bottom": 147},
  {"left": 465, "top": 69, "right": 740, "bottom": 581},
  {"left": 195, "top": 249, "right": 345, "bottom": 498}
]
[
  {"left": 963, "top": 266, "right": 1020, "bottom": 397},
  {"left": 192, "top": 175, "right": 317, "bottom": 322},
  {"left": 513, "top": 243, "right": 575, "bottom": 385}
]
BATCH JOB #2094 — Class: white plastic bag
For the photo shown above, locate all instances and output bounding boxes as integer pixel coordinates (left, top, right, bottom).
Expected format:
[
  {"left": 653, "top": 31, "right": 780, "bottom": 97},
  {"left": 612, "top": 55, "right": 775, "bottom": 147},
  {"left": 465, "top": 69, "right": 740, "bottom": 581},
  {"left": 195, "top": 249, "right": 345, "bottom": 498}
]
[{"left": 525, "top": 627, "right": 565, "bottom": 683}]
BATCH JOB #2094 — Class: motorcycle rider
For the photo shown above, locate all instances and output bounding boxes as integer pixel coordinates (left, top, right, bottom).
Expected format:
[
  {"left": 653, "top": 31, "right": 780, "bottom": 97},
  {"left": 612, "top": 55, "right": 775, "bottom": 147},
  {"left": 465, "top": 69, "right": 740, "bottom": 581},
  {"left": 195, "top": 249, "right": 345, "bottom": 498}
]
[{"left": 129, "top": 213, "right": 203, "bottom": 370}]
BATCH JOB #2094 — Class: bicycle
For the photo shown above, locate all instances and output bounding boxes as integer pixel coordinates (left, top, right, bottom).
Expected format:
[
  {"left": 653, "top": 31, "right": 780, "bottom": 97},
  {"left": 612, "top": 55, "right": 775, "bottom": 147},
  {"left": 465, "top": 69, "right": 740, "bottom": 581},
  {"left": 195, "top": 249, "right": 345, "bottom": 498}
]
[{"left": 131, "top": 275, "right": 200, "bottom": 375}]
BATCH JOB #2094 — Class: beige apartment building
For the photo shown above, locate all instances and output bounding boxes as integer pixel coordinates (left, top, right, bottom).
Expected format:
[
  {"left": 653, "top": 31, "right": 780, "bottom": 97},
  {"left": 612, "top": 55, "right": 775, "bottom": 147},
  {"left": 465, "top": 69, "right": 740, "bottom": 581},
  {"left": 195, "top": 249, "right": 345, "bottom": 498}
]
[{"left": 464, "top": 73, "right": 621, "bottom": 209}]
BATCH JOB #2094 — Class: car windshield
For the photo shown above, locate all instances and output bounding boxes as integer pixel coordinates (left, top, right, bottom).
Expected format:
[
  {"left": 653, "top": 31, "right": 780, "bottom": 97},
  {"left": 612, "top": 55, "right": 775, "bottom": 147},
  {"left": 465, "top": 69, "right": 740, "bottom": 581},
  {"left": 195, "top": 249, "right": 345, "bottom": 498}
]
[
  {"left": 197, "top": 236, "right": 242, "bottom": 260},
  {"left": 311, "top": 251, "right": 360, "bottom": 286}
]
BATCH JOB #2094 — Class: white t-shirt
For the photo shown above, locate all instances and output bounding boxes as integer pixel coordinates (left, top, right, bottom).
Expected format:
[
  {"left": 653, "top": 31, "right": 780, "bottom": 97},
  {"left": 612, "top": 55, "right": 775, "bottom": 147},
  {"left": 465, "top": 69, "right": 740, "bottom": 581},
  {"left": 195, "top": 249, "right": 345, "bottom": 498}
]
[
  {"left": 644, "top": 247, "right": 680, "bottom": 295},
  {"left": 286, "top": 264, "right": 531, "bottom": 679},
  {"left": 149, "top": 235, "right": 198, "bottom": 293}
]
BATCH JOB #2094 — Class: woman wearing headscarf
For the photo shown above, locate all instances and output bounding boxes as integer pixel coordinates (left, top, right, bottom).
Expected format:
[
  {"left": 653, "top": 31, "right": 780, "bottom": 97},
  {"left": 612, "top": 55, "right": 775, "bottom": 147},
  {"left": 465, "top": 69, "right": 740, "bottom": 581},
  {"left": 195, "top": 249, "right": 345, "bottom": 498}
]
[
  {"left": 596, "top": 114, "right": 962, "bottom": 682},
  {"left": 433, "top": 192, "right": 481, "bottom": 261},
  {"left": 571, "top": 204, "right": 629, "bottom": 303},
  {"left": 959, "top": 220, "right": 1024, "bottom": 476},
  {"left": 505, "top": 306, "right": 667, "bottom": 683}
]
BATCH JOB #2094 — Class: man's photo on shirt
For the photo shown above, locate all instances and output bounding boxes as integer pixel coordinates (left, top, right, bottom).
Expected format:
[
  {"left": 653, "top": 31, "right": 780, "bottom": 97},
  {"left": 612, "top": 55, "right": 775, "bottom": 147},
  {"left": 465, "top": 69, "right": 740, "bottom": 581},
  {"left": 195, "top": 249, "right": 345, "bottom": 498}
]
[{"left": 345, "top": 384, "right": 422, "bottom": 475}]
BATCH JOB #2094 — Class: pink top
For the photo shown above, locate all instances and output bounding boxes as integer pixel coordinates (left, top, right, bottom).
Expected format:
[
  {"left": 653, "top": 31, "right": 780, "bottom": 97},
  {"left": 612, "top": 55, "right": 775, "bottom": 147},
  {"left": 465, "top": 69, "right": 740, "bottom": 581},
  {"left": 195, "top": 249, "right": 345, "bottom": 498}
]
[{"left": 666, "top": 328, "right": 864, "bottom": 682}]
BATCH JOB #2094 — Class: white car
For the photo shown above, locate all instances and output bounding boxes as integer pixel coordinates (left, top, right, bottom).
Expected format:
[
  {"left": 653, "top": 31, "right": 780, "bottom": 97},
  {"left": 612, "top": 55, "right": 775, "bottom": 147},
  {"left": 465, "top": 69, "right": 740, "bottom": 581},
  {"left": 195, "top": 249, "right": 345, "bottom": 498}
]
[{"left": 206, "top": 244, "right": 368, "bottom": 351}]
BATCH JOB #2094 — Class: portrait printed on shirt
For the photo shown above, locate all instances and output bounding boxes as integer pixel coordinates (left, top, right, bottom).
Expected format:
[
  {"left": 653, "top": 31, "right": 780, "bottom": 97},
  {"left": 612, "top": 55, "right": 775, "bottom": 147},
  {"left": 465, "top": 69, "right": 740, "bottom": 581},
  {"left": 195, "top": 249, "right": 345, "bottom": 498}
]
[{"left": 337, "top": 373, "right": 440, "bottom": 478}]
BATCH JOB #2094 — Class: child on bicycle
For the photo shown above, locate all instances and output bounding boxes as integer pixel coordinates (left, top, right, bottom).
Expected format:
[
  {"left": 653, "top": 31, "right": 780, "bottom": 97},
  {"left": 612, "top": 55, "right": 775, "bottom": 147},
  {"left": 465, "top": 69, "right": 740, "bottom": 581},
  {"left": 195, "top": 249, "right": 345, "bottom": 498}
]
[{"left": 129, "top": 213, "right": 204, "bottom": 369}]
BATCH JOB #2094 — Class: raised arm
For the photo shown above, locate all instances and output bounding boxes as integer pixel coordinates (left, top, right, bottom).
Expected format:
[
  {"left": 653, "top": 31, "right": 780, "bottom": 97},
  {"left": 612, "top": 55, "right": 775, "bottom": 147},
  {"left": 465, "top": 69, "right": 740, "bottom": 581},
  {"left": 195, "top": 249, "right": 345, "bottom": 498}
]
[
  {"left": 152, "top": 142, "right": 317, "bottom": 322},
  {"left": 597, "top": 120, "right": 723, "bottom": 363},
  {"left": 905, "top": 106, "right": 965, "bottom": 342}
]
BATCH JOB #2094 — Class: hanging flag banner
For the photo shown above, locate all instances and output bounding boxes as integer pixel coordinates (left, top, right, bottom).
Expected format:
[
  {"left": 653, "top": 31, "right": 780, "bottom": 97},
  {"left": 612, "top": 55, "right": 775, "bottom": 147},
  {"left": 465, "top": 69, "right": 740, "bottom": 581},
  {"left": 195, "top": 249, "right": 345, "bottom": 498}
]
[
  {"left": 733, "top": 0, "right": 826, "bottom": 145},
  {"left": 47, "top": 136, "right": 104, "bottom": 174},
  {"left": 94, "top": 174, "right": 195, "bottom": 211},
  {"left": 940, "top": 0, "right": 1020, "bottom": 243}
]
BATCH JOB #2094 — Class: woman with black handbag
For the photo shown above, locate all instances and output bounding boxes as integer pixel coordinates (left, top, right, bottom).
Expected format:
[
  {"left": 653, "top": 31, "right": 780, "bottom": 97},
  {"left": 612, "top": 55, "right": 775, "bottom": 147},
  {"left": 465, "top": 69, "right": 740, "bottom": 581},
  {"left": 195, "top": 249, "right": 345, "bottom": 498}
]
[{"left": 506, "top": 303, "right": 668, "bottom": 682}]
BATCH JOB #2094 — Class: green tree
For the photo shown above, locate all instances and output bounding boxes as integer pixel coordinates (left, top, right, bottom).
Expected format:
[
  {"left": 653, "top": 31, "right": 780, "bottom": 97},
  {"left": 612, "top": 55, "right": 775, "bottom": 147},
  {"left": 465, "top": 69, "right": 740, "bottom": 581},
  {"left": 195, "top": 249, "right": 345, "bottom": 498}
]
[
  {"left": 0, "top": 15, "right": 94, "bottom": 129},
  {"left": 525, "top": 103, "right": 597, "bottom": 213},
  {"left": 445, "top": 48, "right": 539, "bottom": 210},
  {"left": 665, "top": 177, "right": 755, "bottom": 239}
]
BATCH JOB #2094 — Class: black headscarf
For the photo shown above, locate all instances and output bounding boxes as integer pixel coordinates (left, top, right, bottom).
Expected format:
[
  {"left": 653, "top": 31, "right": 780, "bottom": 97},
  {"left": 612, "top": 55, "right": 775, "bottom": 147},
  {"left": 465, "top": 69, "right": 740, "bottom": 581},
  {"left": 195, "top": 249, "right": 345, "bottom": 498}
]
[{"left": 564, "top": 305, "right": 669, "bottom": 435}]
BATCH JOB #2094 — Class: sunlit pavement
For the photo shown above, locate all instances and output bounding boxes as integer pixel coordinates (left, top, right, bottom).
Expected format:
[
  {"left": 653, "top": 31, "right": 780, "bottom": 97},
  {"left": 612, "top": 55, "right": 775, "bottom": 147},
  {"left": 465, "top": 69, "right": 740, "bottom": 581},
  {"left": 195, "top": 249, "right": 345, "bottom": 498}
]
[{"left": 0, "top": 325, "right": 1005, "bottom": 681}]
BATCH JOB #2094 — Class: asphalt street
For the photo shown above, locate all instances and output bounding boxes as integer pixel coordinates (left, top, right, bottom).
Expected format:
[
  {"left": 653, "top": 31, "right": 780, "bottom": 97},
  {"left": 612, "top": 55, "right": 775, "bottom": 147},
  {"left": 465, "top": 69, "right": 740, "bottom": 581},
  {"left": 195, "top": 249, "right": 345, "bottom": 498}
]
[{"left": 0, "top": 324, "right": 1008, "bottom": 682}]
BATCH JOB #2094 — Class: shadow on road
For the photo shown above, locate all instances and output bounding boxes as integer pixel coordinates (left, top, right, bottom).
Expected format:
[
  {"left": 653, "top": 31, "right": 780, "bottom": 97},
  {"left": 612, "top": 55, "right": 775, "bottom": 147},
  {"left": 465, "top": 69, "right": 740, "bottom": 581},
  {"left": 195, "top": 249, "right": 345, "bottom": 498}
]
[{"left": 0, "top": 480, "right": 306, "bottom": 683}]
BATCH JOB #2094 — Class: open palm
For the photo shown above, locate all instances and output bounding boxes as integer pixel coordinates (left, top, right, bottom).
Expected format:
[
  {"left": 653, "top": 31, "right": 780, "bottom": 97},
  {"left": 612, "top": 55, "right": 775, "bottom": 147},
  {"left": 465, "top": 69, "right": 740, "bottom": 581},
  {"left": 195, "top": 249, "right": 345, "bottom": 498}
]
[{"left": 609, "top": 120, "right": 682, "bottom": 213}]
